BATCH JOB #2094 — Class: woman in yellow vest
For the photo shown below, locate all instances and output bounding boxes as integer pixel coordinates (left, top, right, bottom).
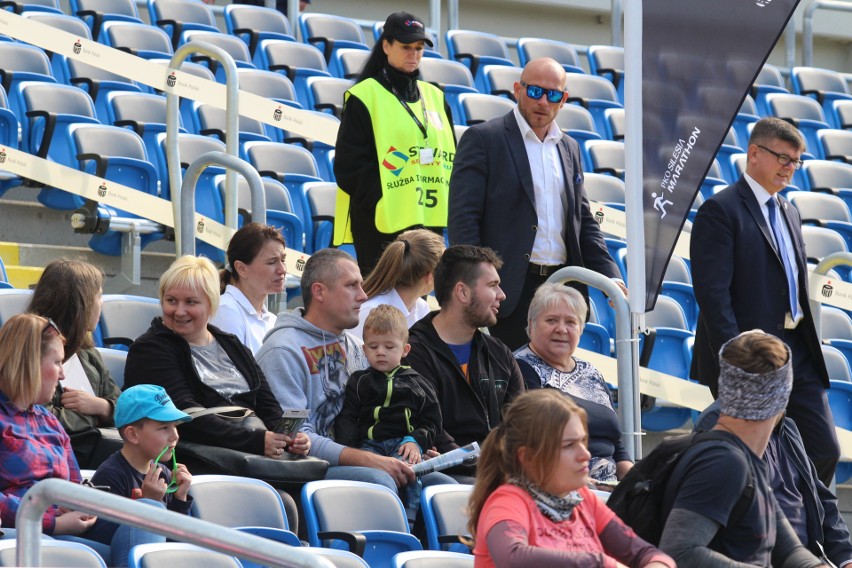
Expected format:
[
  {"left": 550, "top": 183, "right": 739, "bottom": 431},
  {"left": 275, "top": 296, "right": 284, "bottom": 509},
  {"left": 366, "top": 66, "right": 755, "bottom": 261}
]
[{"left": 334, "top": 11, "right": 456, "bottom": 275}]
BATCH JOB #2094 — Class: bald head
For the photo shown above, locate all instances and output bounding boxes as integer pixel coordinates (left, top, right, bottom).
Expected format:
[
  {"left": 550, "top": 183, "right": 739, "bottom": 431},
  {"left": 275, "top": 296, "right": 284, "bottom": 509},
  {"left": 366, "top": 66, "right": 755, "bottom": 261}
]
[
  {"left": 514, "top": 57, "right": 568, "bottom": 141},
  {"left": 520, "top": 57, "right": 567, "bottom": 90}
]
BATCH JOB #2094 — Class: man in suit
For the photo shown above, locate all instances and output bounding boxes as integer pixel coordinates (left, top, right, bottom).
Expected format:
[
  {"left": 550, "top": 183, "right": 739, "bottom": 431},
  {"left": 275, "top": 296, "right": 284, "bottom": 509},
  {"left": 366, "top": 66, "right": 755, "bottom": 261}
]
[
  {"left": 448, "top": 57, "right": 622, "bottom": 350},
  {"left": 691, "top": 116, "right": 839, "bottom": 486}
]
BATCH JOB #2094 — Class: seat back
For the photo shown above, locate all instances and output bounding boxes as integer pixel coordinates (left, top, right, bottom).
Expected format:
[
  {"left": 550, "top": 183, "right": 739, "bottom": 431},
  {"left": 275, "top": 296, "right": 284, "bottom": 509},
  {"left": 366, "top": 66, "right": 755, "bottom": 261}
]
[
  {"left": 565, "top": 73, "right": 619, "bottom": 103},
  {"left": 244, "top": 140, "right": 320, "bottom": 179},
  {"left": 224, "top": 4, "right": 293, "bottom": 55},
  {"left": 156, "top": 131, "right": 225, "bottom": 199},
  {"left": 788, "top": 190, "right": 852, "bottom": 223},
  {"left": 306, "top": 76, "right": 353, "bottom": 118},
  {"left": 189, "top": 474, "right": 290, "bottom": 529},
  {"left": 446, "top": 29, "right": 511, "bottom": 61},
  {"left": 72, "top": 122, "right": 149, "bottom": 161},
  {"left": 103, "top": 21, "right": 173, "bottom": 58},
  {"left": 0, "top": 540, "right": 106, "bottom": 568},
  {"left": 305, "top": 181, "right": 338, "bottom": 249},
  {"left": 260, "top": 39, "right": 328, "bottom": 74},
  {"left": 129, "top": 543, "right": 241, "bottom": 568},
  {"left": 587, "top": 44, "right": 624, "bottom": 91},
  {"left": 823, "top": 344, "right": 852, "bottom": 382},
  {"left": 300, "top": 12, "right": 366, "bottom": 47},
  {"left": 182, "top": 30, "right": 254, "bottom": 73},
  {"left": 193, "top": 101, "right": 269, "bottom": 142},
  {"left": 664, "top": 254, "right": 691, "bottom": 284},
  {"left": 555, "top": 104, "right": 597, "bottom": 134},
  {"left": 458, "top": 93, "right": 515, "bottom": 126},
  {"left": 335, "top": 48, "right": 370, "bottom": 80},
  {"left": 583, "top": 172, "right": 625, "bottom": 204},
  {"left": 604, "top": 107, "right": 625, "bottom": 140},
  {"left": 98, "top": 294, "right": 160, "bottom": 348},
  {"left": 517, "top": 37, "right": 581, "bottom": 72},
  {"left": 393, "top": 551, "right": 474, "bottom": 568},
  {"left": 822, "top": 306, "right": 852, "bottom": 341},
  {"left": 95, "top": 347, "right": 127, "bottom": 388},
  {"left": 766, "top": 92, "right": 828, "bottom": 122},
  {"left": 421, "top": 485, "right": 472, "bottom": 552},
  {"left": 804, "top": 159, "right": 852, "bottom": 190},
  {"left": 645, "top": 295, "right": 689, "bottom": 330},
  {"left": 586, "top": 139, "right": 625, "bottom": 178},
  {"left": 302, "top": 480, "right": 410, "bottom": 541},
  {"left": 301, "top": 548, "right": 370, "bottom": 568},
  {"left": 0, "top": 0, "right": 61, "bottom": 14},
  {"left": 818, "top": 128, "right": 852, "bottom": 163},
  {"left": 149, "top": 0, "right": 218, "bottom": 47},
  {"left": 792, "top": 66, "right": 849, "bottom": 98},
  {"left": 418, "top": 58, "right": 475, "bottom": 90},
  {"left": 0, "top": 289, "right": 33, "bottom": 325},
  {"left": 481, "top": 65, "right": 521, "bottom": 99},
  {"left": 235, "top": 68, "right": 298, "bottom": 105}
]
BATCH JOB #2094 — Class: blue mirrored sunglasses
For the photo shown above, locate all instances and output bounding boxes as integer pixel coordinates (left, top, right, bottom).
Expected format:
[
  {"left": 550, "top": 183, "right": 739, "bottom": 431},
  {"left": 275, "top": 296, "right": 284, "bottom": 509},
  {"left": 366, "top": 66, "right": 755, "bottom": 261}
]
[{"left": 520, "top": 80, "right": 565, "bottom": 104}]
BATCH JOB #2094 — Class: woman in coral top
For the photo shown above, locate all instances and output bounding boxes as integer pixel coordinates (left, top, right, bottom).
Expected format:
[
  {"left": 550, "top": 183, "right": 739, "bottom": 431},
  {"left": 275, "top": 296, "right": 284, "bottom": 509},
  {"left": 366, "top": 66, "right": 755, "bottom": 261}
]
[{"left": 468, "top": 389, "right": 675, "bottom": 568}]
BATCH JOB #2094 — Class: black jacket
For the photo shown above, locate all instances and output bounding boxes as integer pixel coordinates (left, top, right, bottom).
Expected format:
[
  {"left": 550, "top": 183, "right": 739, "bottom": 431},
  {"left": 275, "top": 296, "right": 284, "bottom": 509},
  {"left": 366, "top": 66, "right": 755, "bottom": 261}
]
[
  {"left": 125, "top": 318, "right": 283, "bottom": 456},
  {"left": 335, "top": 366, "right": 441, "bottom": 451},
  {"left": 696, "top": 404, "right": 852, "bottom": 565},
  {"left": 404, "top": 312, "right": 526, "bottom": 452}
]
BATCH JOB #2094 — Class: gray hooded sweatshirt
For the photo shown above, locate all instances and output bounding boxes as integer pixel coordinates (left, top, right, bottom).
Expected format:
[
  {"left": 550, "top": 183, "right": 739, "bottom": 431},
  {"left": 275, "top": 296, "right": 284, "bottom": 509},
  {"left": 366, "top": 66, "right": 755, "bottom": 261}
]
[{"left": 256, "top": 308, "right": 367, "bottom": 465}]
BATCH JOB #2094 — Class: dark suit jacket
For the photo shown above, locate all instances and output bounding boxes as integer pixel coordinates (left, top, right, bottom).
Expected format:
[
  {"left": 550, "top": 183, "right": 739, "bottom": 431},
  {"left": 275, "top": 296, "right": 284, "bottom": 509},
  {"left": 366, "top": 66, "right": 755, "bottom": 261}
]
[
  {"left": 447, "top": 111, "right": 619, "bottom": 317},
  {"left": 690, "top": 177, "right": 828, "bottom": 393}
]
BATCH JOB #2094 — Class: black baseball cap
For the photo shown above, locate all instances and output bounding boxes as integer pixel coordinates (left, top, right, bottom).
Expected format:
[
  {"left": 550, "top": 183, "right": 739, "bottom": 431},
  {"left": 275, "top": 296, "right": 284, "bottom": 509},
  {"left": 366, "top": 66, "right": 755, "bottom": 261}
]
[{"left": 383, "top": 12, "right": 433, "bottom": 47}]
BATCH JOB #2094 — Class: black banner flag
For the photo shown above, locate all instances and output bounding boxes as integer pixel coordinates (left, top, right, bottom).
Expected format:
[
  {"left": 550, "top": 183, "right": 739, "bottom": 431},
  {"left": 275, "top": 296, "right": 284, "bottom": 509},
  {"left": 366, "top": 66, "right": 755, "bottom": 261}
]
[{"left": 641, "top": 0, "right": 800, "bottom": 311}]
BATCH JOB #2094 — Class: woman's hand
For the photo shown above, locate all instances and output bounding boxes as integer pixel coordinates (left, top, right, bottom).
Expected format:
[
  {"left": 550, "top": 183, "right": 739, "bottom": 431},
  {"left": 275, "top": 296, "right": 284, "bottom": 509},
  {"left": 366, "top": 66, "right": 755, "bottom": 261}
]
[
  {"left": 173, "top": 463, "right": 192, "bottom": 501},
  {"left": 398, "top": 442, "right": 422, "bottom": 464},
  {"left": 141, "top": 461, "right": 168, "bottom": 501},
  {"left": 264, "top": 431, "right": 289, "bottom": 459},
  {"left": 60, "top": 388, "right": 112, "bottom": 420},
  {"left": 285, "top": 432, "right": 311, "bottom": 456},
  {"left": 53, "top": 510, "right": 97, "bottom": 535}
]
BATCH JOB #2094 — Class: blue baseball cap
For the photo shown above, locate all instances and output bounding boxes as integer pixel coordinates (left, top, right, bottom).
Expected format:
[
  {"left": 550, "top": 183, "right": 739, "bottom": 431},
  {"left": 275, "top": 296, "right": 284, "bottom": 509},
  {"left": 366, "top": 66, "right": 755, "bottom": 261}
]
[{"left": 114, "top": 385, "right": 192, "bottom": 428}]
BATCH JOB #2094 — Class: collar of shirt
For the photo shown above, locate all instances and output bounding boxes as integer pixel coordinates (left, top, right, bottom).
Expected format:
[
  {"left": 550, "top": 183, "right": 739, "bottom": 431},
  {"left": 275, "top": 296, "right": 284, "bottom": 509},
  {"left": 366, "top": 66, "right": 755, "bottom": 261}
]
[
  {"left": 743, "top": 172, "right": 775, "bottom": 215},
  {"left": 225, "top": 284, "right": 267, "bottom": 318},
  {"left": 513, "top": 105, "right": 563, "bottom": 144}
]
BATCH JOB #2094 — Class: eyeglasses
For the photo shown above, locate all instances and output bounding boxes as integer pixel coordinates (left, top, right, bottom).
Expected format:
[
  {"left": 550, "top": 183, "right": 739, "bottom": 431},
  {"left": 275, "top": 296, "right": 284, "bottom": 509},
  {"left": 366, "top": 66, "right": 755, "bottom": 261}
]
[
  {"left": 756, "top": 144, "right": 803, "bottom": 170},
  {"left": 155, "top": 445, "right": 180, "bottom": 494},
  {"left": 42, "top": 318, "right": 60, "bottom": 337},
  {"left": 520, "top": 81, "right": 565, "bottom": 104}
]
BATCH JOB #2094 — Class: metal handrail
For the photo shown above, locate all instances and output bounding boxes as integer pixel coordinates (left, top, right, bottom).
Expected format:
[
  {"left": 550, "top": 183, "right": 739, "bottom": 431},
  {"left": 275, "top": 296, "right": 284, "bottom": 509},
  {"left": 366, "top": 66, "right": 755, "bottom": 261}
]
[
  {"left": 166, "top": 42, "right": 240, "bottom": 257},
  {"left": 17, "top": 479, "right": 332, "bottom": 567},
  {"left": 803, "top": 0, "right": 852, "bottom": 67},
  {"left": 179, "top": 151, "right": 267, "bottom": 257},
  {"left": 546, "top": 267, "right": 641, "bottom": 460}
]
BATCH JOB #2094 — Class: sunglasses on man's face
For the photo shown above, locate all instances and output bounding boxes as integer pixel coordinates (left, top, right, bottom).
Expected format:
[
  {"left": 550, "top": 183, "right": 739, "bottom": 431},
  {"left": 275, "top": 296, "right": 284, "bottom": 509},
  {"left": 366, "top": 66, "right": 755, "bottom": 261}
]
[{"left": 520, "top": 80, "right": 565, "bottom": 104}]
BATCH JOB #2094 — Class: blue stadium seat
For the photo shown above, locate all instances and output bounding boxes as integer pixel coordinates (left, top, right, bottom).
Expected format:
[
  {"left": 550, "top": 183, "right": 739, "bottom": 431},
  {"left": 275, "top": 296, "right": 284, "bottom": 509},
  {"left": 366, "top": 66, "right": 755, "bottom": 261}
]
[
  {"left": 417, "top": 57, "right": 478, "bottom": 126},
  {"left": 751, "top": 63, "right": 789, "bottom": 117},
  {"left": 788, "top": 190, "right": 852, "bottom": 251},
  {"left": 564, "top": 74, "right": 622, "bottom": 137},
  {"left": 332, "top": 48, "right": 370, "bottom": 81},
  {"left": 420, "top": 485, "right": 472, "bottom": 554},
  {"left": 304, "top": 76, "right": 352, "bottom": 118},
  {"left": 60, "top": 57, "right": 143, "bottom": 122},
  {"left": 96, "top": 293, "right": 161, "bottom": 349},
  {"left": 298, "top": 12, "right": 369, "bottom": 77},
  {"left": 254, "top": 39, "right": 331, "bottom": 108},
  {"left": 0, "top": 85, "right": 21, "bottom": 197},
  {"left": 230, "top": 68, "right": 302, "bottom": 142},
  {"left": 803, "top": 159, "right": 852, "bottom": 214},
  {"left": 790, "top": 66, "right": 852, "bottom": 130},
  {"left": 516, "top": 37, "right": 584, "bottom": 75},
  {"left": 587, "top": 45, "right": 624, "bottom": 104},
  {"left": 148, "top": 0, "right": 219, "bottom": 49},
  {"left": 99, "top": 21, "right": 173, "bottom": 61},
  {"left": 0, "top": 42, "right": 56, "bottom": 120},
  {"left": 586, "top": 139, "right": 624, "bottom": 180},
  {"left": 0, "top": 0, "right": 61, "bottom": 14},
  {"left": 20, "top": 13, "right": 92, "bottom": 84},
  {"left": 731, "top": 95, "right": 760, "bottom": 151},
  {"left": 827, "top": 379, "right": 852, "bottom": 483},
  {"left": 190, "top": 101, "right": 271, "bottom": 148},
  {"left": 765, "top": 93, "right": 832, "bottom": 159},
  {"left": 223, "top": 4, "right": 295, "bottom": 58},
  {"left": 304, "top": 181, "right": 337, "bottom": 252},
  {"left": 446, "top": 29, "right": 515, "bottom": 94},
  {"left": 479, "top": 65, "right": 521, "bottom": 100},
  {"left": 456, "top": 92, "right": 514, "bottom": 127},
  {"left": 579, "top": 322, "right": 611, "bottom": 356},
  {"left": 181, "top": 30, "right": 256, "bottom": 82},
  {"left": 155, "top": 131, "right": 225, "bottom": 201},
  {"left": 818, "top": 128, "right": 852, "bottom": 164},
  {"left": 71, "top": 0, "right": 143, "bottom": 41},
  {"left": 129, "top": 543, "right": 241, "bottom": 568}
]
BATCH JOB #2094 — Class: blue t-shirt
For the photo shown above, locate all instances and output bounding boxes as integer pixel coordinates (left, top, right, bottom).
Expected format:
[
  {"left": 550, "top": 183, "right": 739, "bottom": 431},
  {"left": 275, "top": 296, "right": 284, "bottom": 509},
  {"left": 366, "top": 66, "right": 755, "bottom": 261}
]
[{"left": 447, "top": 341, "right": 472, "bottom": 380}]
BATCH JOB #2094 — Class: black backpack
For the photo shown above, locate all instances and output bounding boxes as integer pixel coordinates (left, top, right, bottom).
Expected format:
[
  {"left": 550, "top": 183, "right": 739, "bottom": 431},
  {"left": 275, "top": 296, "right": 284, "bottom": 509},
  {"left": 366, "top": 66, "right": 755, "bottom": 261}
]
[{"left": 607, "top": 430, "right": 755, "bottom": 546}]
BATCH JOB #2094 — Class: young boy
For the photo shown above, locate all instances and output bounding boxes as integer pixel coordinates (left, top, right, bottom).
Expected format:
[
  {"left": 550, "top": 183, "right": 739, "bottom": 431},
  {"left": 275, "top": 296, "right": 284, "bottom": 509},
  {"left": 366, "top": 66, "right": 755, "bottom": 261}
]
[
  {"left": 336, "top": 305, "right": 442, "bottom": 515},
  {"left": 85, "top": 384, "right": 194, "bottom": 566}
]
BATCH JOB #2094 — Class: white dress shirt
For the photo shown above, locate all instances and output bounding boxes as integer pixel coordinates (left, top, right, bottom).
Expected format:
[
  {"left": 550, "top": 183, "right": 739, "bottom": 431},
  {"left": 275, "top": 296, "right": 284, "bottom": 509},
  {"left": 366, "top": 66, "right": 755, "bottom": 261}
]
[{"left": 209, "top": 284, "right": 277, "bottom": 354}]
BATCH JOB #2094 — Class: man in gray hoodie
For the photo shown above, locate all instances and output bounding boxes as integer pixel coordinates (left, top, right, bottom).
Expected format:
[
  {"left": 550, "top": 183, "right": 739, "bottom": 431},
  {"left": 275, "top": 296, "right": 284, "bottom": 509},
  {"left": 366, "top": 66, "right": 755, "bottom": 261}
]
[{"left": 256, "top": 248, "right": 416, "bottom": 491}]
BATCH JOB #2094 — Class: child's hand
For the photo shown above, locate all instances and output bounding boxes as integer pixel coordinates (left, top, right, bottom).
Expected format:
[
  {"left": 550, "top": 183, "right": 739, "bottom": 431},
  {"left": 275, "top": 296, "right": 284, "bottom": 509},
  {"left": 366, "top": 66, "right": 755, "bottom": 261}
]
[
  {"left": 173, "top": 463, "right": 192, "bottom": 501},
  {"left": 285, "top": 432, "right": 311, "bottom": 456},
  {"left": 399, "top": 442, "right": 422, "bottom": 464},
  {"left": 141, "top": 460, "right": 167, "bottom": 501}
]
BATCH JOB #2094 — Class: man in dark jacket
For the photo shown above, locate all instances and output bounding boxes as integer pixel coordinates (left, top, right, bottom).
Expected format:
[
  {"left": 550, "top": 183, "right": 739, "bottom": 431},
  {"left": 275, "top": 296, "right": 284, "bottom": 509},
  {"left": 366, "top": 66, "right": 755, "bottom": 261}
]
[
  {"left": 696, "top": 401, "right": 852, "bottom": 567},
  {"left": 405, "top": 245, "right": 526, "bottom": 462}
]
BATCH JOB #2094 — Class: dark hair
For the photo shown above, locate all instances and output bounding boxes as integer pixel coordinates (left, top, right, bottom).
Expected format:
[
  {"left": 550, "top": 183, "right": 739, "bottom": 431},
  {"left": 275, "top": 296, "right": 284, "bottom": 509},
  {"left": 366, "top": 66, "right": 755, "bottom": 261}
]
[
  {"left": 467, "top": 390, "right": 587, "bottom": 542},
  {"left": 301, "top": 248, "right": 357, "bottom": 311},
  {"left": 433, "top": 245, "right": 503, "bottom": 306},
  {"left": 29, "top": 259, "right": 104, "bottom": 361},
  {"left": 356, "top": 37, "right": 391, "bottom": 83},
  {"left": 362, "top": 229, "right": 444, "bottom": 298},
  {"left": 749, "top": 117, "right": 805, "bottom": 151},
  {"left": 220, "top": 223, "right": 286, "bottom": 293}
]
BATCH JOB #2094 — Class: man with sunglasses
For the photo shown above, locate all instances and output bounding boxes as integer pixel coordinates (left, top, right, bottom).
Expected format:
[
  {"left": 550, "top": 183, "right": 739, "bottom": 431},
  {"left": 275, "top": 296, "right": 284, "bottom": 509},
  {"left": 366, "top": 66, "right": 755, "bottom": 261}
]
[
  {"left": 691, "top": 116, "right": 840, "bottom": 487},
  {"left": 448, "top": 57, "right": 621, "bottom": 350}
]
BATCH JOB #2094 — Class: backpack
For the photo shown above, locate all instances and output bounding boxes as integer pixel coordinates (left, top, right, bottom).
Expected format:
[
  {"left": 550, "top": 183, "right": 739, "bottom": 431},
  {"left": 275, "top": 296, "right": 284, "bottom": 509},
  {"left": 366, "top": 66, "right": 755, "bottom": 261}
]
[{"left": 607, "top": 430, "right": 755, "bottom": 546}]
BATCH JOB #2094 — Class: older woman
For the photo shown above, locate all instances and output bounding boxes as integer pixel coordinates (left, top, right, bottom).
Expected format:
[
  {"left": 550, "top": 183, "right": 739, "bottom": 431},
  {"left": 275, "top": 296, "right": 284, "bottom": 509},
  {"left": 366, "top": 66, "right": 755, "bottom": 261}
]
[
  {"left": 210, "top": 223, "right": 287, "bottom": 354},
  {"left": 124, "top": 255, "right": 308, "bottom": 459},
  {"left": 334, "top": 11, "right": 455, "bottom": 274},
  {"left": 514, "top": 284, "right": 631, "bottom": 486},
  {"left": 468, "top": 389, "right": 674, "bottom": 568}
]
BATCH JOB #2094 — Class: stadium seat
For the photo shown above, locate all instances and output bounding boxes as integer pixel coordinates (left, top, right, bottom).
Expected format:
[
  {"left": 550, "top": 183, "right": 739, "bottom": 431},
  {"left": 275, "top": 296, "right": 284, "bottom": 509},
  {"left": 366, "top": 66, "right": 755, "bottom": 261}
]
[
  {"left": 584, "top": 172, "right": 624, "bottom": 205},
  {"left": 0, "top": 539, "right": 106, "bottom": 568},
  {"left": 803, "top": 159, "right": 852, "bottom": 213},
  {"left": 97, "top": 293, "right": 161, "bottom": 349},
  {"left": 60, "top": 57, "right": 143, "bottom": 123},
  {"left": 585, "top": 139, "right": 624, "bottom": 179},
  {"left": 21, "top": 13, "right": 92, "bottom": 83},
  {"left": 727, "top": 94, "right": 761, "bottom": 151},
  {"left": 659, "top": 281, "right": 698, "bottom": 332},
  {"left": 70, "top": 0, "right": 143, "bottom": 42},
  {"left": 420, "top": 484, "right": 472, "bottom": 553},
  {"left": 148, "top": 0, "right": 219, "bottom": 49},
  {"left": 602, "top": 107, "right": 624, "bottom": 141},
  {"left": 304, "top": 181, "right": 337, "bottom": 252},
  {"left": 223, "top": 4, "right": 295, "bottom": 58},
  {"left": 220, "top": 174, "right": 306, "bottom": 252},
  {"left": 0, "top": 288, "right": 32, "bottom": 325},
  {"left": 191, "top": 101, "right": 271, "bottom": 147},
  {"left": 516, "top": 37, "right": 584, "bottom": 74},
  {"left": 480, "top": 65, "right": 521, "bottom": 100},
  {"left": 764, "top": 93, "right": 831, "bottom": 158},
  {"left": 304, "top": 76, "right": 353, "bottom": 118},
  {"left": 827, "top": 379, "right": 852, "bottom": 483},
  {"left": 456, "top": 93, "right": 515, "bottom": 126},
  {"left": 579, "top": 321, "right": 611, "bottom": 356},
  {"left": 68, "top": 124, "right": 164, "bottom": 255},
  {"left": 254, "top": 40, "right": 331, "bottom": 108},
  {"left": 189, "top": 474, "right": 298, "bottom": 543},
  {"left": 564, "top": 74, "right": 622, "bottom": 136},
  {"left": 587, "top": 45, "right": 624, "bottom": 104},
  {"left": 332, "top": 48, "right": 370, "bottom": 80},
  {"left": 100, "top": 21, "right": 174, "bottom": 61},
  {"left": 155, "top": 131, "right": 225, "bottom": 201},
  {"left": 129, "top": 543, "right": 241, "bottom": 568},
  {"left": 787, "top": 190, "right": 852, "bottom": 250},
  {"left": 417, "top": 58, "right": 478, "bottom": 126},
  {"left": 751, "top": 62, "right": 789, "bottom": 116},
  {"left": 0, "top": 85, "right": 21, "bottom": 197},
  {"left": 298, "top": 12, "right": 368, "bottom": 76},
  {"left": 302, "top": 480, "right": 423, "bottom": 568},
  {"left": 832, "top": 99, "right": 852, "bottom": 130},
  {"left": 181, "top": 30, "right": 256, "bottom": 81},
  {"left": 818, "top": 128, "right": 852, "bottom": 164},
  {"left": 301, "top": 548, "right": 370, "bottom": 568},
  {"left": 147, "top": 59, "right": 215, "bottom": 127},
  {"left": 823, "top": 344, "right": 852, "bottom": 382},
  {"left": 822, "top": 305, "right": 852, "bottom": 341},
  {"left": 714, "top": 127, "right": 744, "bottom": 184},
  {"left": 95, "top": 347, "right": 127, "bottom": 388},
  {"left": 0, "top": 42, "right": 57, "bottom": 120},
  {"left": 393, "top": 551, "right": 473, "bottom": 568},
  {"left": 0, "top": 0, "right": 61, "bottom": 14},
  {"left": 231, "top": 68, "right": 301, "bottom": 141},
  {"left": 790, "top": 66, "right": 852, "bottom": 129},
  {"left": 645, "top": 295, "right": 689, "bottom": 331},
  {"left": 445, "top": 29, "right": 514, "bottom": 93}
]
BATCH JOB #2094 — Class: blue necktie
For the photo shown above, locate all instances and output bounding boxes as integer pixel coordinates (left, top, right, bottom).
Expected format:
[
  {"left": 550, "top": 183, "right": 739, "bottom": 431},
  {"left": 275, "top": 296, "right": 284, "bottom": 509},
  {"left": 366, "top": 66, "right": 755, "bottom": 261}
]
[{"left": 766, "top": 197, "right": 799, "bottom": 320}]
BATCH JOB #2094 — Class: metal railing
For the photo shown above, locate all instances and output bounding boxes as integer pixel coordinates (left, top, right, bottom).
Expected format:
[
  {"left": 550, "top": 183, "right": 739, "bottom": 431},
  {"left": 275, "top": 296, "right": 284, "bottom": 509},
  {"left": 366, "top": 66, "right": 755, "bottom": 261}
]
[
  {"left": 803, "top": 0, "right": 852, "bottom": 67},
  {"left": 17, "top": 479, "right": 331, "bottom": 567}
]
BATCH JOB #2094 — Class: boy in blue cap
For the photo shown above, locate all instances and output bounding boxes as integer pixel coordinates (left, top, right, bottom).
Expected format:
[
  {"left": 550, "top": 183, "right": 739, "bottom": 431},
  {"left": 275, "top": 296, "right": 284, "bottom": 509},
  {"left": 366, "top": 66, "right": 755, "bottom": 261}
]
[{"left": 84, "top": 385, "right": 194, "bottom": 566}]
